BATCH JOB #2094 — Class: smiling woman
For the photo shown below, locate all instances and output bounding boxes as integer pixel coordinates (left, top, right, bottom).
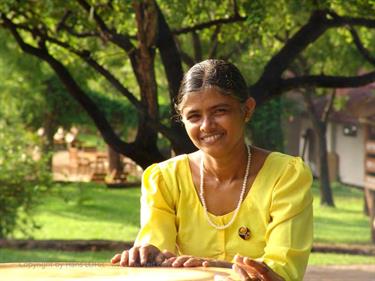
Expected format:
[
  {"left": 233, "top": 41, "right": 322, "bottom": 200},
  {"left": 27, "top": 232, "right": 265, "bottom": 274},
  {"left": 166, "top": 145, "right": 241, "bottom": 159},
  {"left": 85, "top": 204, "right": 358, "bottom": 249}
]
[
  {"left": 111, "top": 60, "right": 313, "bottom": 281},
  {"left": 178, "top": 88, "right": 254, "bottom": 159}
]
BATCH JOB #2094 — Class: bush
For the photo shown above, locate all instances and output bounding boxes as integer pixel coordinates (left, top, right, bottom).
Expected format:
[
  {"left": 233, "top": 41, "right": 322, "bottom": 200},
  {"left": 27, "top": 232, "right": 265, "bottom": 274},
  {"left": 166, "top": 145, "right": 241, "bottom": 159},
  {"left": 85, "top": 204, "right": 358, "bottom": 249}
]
[
  {"left": 249, "top": 97, "right": 284, "bottom": 152},
  {"left": 0, "top": 120, "right": 51, "bottom": 238}
]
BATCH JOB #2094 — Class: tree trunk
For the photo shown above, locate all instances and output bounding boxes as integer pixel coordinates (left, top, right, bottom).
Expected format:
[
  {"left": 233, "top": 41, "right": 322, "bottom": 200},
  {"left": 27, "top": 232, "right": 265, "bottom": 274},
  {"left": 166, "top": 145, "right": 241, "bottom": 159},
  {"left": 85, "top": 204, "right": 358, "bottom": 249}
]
[
  {"left": 364, "top": 193, "right": 369, "bottom": 216},
  {"left": 155, "top": 3, "right": 196, "bottom": 154},
  {"left": 302, "top": 89, "right": 335, "bottom": 207},
  {"left": 107, "top": 145, "right": 126, "bottom": 182},
  {"left": 316, "top": 122, "right": 335, "bottom": 206},
  {"left": 125, "top": 1, "right": 166, "bottom": 165},
  {"left": 42, "top": 113, "right": 55, "bottom": 172},
  {"left": 108, "top": 145, "right": 123, "bottom": 174},
  {"left": 364, "top": 188, "right": 375, "bottom": 243}
]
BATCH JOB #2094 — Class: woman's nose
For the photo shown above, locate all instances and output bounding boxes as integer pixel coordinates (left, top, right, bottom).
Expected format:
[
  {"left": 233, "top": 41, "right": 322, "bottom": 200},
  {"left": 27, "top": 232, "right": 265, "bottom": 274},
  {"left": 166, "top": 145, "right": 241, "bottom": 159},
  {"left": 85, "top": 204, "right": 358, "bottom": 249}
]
[{"left": 200, "top": 116, "right": 215, "bottom": 132}]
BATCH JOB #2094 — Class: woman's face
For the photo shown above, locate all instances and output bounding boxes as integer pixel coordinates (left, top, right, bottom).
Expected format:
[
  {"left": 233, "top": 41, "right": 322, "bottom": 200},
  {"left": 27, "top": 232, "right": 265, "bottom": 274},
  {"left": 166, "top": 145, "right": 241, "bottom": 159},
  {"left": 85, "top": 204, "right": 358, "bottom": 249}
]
[{"left": 180, "top": 88, "right": 255, "bottom": 157}]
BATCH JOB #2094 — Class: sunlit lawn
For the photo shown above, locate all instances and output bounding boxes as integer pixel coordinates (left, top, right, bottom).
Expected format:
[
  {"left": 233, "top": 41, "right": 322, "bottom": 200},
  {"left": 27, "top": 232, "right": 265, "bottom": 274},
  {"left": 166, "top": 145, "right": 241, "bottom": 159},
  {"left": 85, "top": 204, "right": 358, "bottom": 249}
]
[
  {"left": 311, "top": 181, "right": 371, "bottom": 244},
  {"left": 13, "top": 182, "right": 141, "bottom": 241},
  {"left": 1, "top": 180, "right": 374, "bottom": 265},
  {"left": 0, "top": 249, "right": 114, "bottom": 263}
]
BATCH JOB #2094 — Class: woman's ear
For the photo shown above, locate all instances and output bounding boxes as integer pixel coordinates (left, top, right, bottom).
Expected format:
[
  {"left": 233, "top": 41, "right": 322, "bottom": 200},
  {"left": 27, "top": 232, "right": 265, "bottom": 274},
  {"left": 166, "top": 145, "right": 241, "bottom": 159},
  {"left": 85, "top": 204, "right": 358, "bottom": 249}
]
[{"left": 244, "top": 97, "right": 256, "bottom": 122}]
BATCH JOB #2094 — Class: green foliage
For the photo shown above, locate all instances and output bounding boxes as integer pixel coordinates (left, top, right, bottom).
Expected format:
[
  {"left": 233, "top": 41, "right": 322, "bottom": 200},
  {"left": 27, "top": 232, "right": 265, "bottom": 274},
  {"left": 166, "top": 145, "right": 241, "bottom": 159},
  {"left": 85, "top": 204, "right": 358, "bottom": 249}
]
[
  {"left": 88, "top": 90, "right": 139, "bottom": 138},
  {"left": 0, "top": 29, "right": 89, "bottom": 131},
  {"left": 0, "top": 119, "right": 52, "bottom": 238},
  {"left": 249, "top": 97, "right": 284, "bottom": 152},
  {"left": 1, "top": 0, "right": 375, "bottom": 165}
]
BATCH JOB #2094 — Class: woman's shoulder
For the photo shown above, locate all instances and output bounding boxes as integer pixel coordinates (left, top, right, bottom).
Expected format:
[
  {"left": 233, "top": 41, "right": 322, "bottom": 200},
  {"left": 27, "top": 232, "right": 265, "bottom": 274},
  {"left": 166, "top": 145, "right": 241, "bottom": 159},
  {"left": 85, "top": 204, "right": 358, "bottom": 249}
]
[
  {"left": 252, "top": 147, "right": 308, "bottom": 173},
  {"left": 144, "top": 153, "right": 190, "bottom": 175}
]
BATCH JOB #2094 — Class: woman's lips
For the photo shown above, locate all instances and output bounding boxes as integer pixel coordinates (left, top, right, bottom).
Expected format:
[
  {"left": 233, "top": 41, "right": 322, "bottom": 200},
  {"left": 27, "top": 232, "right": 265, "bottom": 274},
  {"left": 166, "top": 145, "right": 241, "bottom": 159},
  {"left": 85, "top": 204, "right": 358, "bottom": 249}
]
[{"left": 200, "top": 133, "right": 224, "bottom": 144}]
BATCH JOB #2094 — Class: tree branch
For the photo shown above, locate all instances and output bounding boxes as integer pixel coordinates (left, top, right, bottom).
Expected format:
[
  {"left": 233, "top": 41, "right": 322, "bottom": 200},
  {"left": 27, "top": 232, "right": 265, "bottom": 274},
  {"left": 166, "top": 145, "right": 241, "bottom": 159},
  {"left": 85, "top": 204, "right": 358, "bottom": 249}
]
[
  {"left": 321, "top": 90, "right": 335, "bottom": 123},
  {"left": 280, "top": 71, "right": 375, "bottom": 90},
  {"left": 76, "top": 0, "right": 135, "bottom": 53},
  {"left": 302, "top": 88, "right": 320, "bottom": 129},
  {"left": 9, "top": 19, "right": 144, "bottom": 113},
  {"left": 154, "top": 2, "right": 196, "bottom": 153},
  {"left": 250, "top": 9, "right": 375, "bottom": 103},
  {"left": 250, "top": 10, "right": 332, "bottom": 100},
  {"left": 58, "top": 23, "right": 99, "bottom": 38},
  {"left": 1, "top": 14, "right": 139, "bottom": 160},
  {"left": 172, "top": 13, "right": 246, "bottom": 35},
  {"left": 180, "top": 50, "right": 196, "bottom": 67},
  {"left": 68, "top": 1, "right": 193, "bottom": 154},
  {"left": 327, "top": 10, "right": 375, "bottom": 28},
  {"left": 349, "top": 27, "right": 375, "bottom": 66},
  {"left": 56, "top": 10, "right": 72, "bottom": 32},
  {"left": 11, "top": 15, "right": 179, "bottom": 156},
  {"left": 173, "top": 36, "right": 195, "bottom": 67},
  {"left": 56, "top": 44, "right": 142, "bottom": 109},
  {"left": 219, "top": 38, "right": 250, "bottom": 61},
  {"left": 0, "top": 16, "right": 49, "bottom": 60},
  {"left": 208, "top": 25, "right": 221, "bottom": 58},
  {"left": 233, "top": 0, "right": 240, "bottom": 17},
  {"left": 192, "top": 31, "right": 202, "bottom": 62}
]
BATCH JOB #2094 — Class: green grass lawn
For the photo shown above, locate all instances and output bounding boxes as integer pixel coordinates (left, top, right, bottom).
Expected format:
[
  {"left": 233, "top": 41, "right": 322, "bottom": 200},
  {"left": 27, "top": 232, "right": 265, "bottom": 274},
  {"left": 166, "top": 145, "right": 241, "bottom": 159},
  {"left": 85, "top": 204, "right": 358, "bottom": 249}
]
[
  {"left": 1, "top": 180, "right": 374, "bottom": 265},
  {"left": 12, "top": 182, "right": 141, "bottom": 241},
  {"left": 311, "top": 181, "right": 371, "bottom": 244}
]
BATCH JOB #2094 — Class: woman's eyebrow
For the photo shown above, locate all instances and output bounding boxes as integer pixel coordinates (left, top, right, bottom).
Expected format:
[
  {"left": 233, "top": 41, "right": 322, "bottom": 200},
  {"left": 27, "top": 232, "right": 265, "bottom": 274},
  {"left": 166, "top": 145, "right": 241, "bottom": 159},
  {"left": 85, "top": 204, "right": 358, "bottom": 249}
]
[
  {"left": 183, "top": 103, "right": 231, "bottom": 115},
  {"left": 184, "top": 108, "right": 200, "bottom": 115},
  {"left": 210, "top": 103, "right": 231, "bottom": 110}
]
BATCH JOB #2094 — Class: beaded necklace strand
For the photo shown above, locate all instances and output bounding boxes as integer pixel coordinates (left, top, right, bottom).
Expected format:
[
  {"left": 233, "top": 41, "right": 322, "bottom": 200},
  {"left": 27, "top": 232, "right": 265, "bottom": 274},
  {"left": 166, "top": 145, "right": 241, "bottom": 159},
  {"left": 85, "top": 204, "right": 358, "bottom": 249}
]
[{"left": 199, "top": 145, "right": 251, "bottom": 230}]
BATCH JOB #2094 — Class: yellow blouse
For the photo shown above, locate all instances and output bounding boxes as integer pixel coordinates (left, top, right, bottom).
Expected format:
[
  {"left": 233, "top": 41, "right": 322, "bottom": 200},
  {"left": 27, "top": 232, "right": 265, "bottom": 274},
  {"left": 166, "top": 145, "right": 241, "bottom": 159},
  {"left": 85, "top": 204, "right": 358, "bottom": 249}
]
[{"left": 135, "top": 152, "right": 313, "bottom": 281}]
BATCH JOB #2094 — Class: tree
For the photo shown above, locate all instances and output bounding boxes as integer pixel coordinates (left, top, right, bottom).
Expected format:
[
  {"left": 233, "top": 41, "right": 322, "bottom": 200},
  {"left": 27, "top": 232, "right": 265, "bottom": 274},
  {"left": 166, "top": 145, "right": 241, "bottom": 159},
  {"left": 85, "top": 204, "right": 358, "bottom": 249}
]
[
  {"left": 0, "top": 117, "right": 51, "bottom": 238},
  {"left": 249, "top": 97, "right": 285, "bottom": 152},
  {"left": 0, "top": 30, "right": 91, "bottom": 165},
  {"left": 302, "top": 88, "right": 336, "bottom": 206},
  {"left": 0, "top": 0, "right": 374, "bottom": 172}
]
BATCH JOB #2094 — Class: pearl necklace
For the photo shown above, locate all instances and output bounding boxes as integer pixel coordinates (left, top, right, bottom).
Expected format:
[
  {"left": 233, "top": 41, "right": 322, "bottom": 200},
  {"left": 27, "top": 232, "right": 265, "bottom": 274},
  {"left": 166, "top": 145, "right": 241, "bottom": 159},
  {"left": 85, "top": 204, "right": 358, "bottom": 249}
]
[{"left": 199, "top": 145, "right": 251, "bottom": 230}]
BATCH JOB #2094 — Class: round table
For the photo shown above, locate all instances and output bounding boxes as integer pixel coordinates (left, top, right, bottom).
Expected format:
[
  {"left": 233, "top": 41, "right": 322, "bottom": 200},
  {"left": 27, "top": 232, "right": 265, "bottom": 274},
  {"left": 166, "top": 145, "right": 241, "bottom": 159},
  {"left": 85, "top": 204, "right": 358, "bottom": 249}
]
[{"left": 0, "top": 262, "right": 239, "bottom": 281}]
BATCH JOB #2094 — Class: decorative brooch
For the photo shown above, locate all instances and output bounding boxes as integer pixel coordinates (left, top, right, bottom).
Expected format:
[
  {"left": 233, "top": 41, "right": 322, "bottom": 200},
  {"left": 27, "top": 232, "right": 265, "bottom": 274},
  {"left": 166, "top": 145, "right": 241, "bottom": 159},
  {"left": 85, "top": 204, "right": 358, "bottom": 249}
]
[{"left": 238, "top": 226, "right": 251, "bottom": 240}]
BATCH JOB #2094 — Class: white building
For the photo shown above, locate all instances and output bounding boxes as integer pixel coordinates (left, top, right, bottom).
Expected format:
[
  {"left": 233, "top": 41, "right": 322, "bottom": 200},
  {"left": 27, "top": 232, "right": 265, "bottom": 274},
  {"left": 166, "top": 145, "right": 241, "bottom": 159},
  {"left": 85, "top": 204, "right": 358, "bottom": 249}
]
[{"left": 283, "top": 83, "right": 375, "bottom": 187}]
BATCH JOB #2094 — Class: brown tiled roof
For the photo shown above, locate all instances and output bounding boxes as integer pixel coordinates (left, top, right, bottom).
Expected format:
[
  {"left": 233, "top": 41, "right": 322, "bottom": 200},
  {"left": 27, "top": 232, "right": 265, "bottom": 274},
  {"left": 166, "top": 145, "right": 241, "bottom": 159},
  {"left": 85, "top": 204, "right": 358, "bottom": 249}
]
[{"left": 315, "top": 82, "right": 375, "bottom": 125}]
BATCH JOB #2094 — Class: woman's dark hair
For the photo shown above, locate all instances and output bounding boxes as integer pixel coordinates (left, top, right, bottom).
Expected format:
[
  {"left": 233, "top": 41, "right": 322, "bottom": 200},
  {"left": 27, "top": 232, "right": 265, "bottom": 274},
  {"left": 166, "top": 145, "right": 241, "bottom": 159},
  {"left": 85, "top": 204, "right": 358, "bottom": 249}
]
[{"left": 175, "top": 59, "right": 248, "bottom": 114}]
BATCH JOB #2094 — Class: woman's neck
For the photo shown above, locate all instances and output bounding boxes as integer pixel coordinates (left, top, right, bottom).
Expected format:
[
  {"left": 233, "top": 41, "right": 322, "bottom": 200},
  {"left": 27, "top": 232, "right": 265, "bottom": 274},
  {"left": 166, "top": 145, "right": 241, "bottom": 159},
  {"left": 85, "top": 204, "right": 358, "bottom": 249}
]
[{"left": 201, "top": 144, "right": 249, "bottom": 184}]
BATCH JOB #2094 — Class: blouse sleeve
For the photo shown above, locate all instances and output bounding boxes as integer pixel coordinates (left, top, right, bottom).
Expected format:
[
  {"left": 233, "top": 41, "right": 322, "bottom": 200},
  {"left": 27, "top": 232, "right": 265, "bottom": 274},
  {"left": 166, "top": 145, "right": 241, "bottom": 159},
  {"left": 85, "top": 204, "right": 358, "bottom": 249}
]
[
  {"left": 260, "top": 157, "right": 313, "bottom": 281},
  {"left": 134, "top": 164, "right": 177, "bottom": 253}
]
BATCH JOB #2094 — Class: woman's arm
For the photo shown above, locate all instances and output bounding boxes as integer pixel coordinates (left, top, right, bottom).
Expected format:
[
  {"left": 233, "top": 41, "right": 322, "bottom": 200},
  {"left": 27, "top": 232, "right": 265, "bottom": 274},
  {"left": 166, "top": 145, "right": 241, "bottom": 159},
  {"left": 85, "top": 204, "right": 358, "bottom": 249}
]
[
  {"left": 259, "top": 157, "right": 313, "bottom": 280},
  {"left": 111, "top": 164, "right": 178, "bottom": 266}
]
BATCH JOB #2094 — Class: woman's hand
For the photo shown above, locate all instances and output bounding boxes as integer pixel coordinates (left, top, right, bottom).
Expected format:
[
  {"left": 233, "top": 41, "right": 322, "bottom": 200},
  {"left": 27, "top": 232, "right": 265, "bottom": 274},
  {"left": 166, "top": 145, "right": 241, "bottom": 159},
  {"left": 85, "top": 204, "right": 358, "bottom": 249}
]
[
  {"left": 160, "top": 255, "right": 204, "bottom": 267},
  {"left": 111, "top": 244, "right": 175, "bottom": 267},
  {"left": 159, "top": 255, "right": 232, "bottom": 268},
  {"left": 161, "top": 255, "right": 232, "bottom": 269},
  {"left": 231, "top": 255, "right": 285, "bottom": 281}
]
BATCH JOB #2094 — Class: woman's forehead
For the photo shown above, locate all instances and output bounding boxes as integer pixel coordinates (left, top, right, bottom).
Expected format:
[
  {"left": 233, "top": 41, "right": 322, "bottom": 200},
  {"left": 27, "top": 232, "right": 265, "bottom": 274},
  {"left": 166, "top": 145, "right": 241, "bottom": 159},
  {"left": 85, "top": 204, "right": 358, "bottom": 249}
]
[{"left": 180, "top": 88, "right": 239, "bottom": 112}]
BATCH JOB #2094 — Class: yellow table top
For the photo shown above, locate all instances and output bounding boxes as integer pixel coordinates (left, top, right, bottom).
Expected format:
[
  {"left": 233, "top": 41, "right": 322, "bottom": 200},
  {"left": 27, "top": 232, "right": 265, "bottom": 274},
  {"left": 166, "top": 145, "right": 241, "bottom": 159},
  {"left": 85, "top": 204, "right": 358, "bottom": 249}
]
[{"left": 0, "top": 262, "right": 239, "bottom": 281}]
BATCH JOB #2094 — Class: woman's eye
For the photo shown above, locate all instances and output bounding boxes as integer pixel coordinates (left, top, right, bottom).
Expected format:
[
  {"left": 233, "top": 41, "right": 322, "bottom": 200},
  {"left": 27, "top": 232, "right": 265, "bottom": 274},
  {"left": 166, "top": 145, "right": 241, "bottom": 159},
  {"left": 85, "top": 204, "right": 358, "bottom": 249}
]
[
  {"left": 187, "top": 114, "right": 200, "bottom": 121},
  {"left": 214, "top": 108, "right": 228, "bottom": 115}
]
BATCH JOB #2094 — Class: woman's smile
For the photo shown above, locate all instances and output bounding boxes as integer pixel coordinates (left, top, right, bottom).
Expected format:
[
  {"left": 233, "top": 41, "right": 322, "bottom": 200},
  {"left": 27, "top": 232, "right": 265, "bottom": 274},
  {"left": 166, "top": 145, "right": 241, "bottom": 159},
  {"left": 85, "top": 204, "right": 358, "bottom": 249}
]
[
  {"left": 200, "top": 133, "right": 225, "bottom": 144},
  {"left": 180, "top": 88, "right": 252, "bottom": 156}
]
